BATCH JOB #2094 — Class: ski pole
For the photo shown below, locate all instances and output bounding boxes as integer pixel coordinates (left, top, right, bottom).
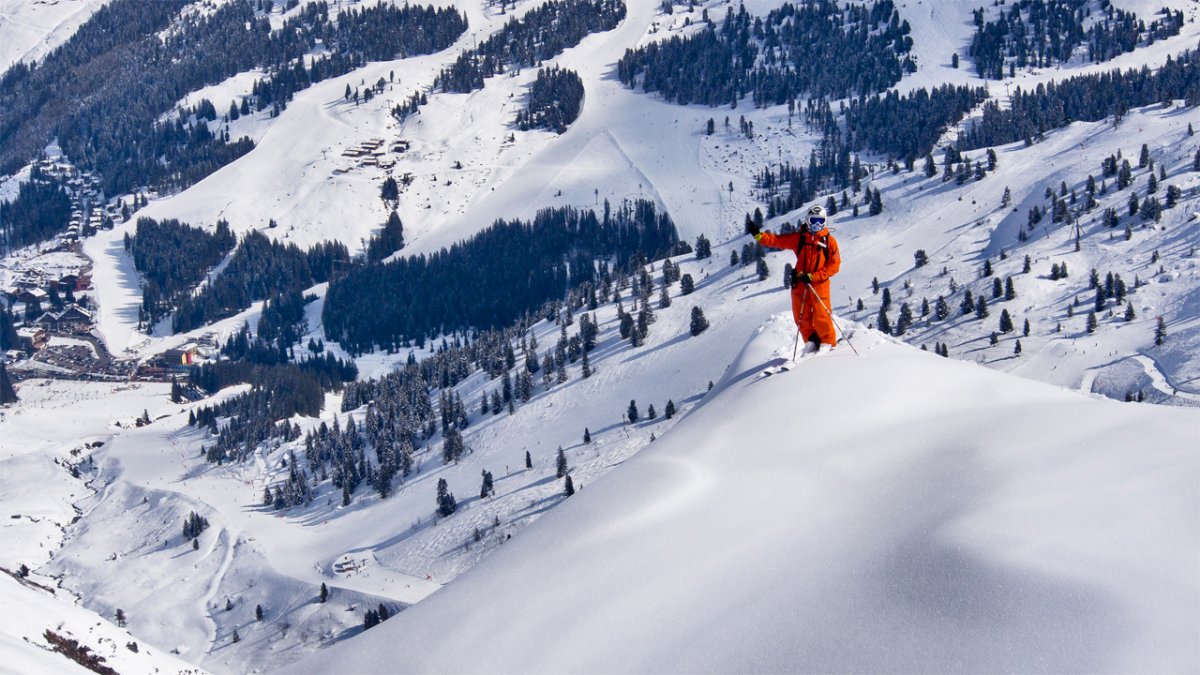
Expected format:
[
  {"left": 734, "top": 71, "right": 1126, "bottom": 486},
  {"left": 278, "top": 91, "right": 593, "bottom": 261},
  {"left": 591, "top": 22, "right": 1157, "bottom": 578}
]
[
  {"left": 805, "top": 283, "right": 859, "bottom": 356},
  {"left": 791, "top": 326, "right": 801, "bottom": 361}
]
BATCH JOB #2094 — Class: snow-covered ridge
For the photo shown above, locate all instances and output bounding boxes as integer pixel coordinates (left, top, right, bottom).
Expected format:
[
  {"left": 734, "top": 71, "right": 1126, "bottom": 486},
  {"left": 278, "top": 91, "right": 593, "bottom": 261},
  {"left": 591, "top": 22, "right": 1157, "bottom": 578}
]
[{"left": 289, "top": 316, "right": 1199, "bottom": 673}]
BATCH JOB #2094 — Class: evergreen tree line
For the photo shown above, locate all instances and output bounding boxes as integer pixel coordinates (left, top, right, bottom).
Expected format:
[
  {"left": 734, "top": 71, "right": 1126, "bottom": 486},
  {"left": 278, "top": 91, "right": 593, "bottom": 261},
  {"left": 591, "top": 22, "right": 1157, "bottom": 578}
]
[
  {"left": 842, "top": 84, "right": 990, "bottom": 162},
  {"left": 0, "top": 0, "right": 466, "bottom": 195},
  {"left": 0, "top": 166, "right": 72, "bottom": 253},
  {"left": 189, "top": 357, "right": 355, "bottom": 463},
  {"left": 515, "top": 67, "right": 585, "bottom": 133},
  {"left": 125, "top": 218, "right": 236, "bottom": 327},
  {"left": 365, "top": 211, "right": 405, "bottom": 263},
  {"left": 322, "top": 199, "right": 678, "bottom": 354},
  {"left": 618, "top": 1, "right": 914, "bottom": 108},
  {"left": 746, "top": 83, "right": 987, "bottom": 218},
  {"left": 960, "top": 50, "right": 1200, "bottom": 150},
  {"left": 173, "top": 230, "right": 349, "bottom": 333},
  {"left": 250, "top": 2, "right": 466, "bottom": 113},
  {"left": 744, "top": 81, "right": 988, "bottom": 218},
  {"left": 435, "top": 0, "right": 626, "bottom": 94},
  {"left": 969, "top": 0, "right": 1183, "bottom": 80},
  {"left": 190, "top": 233, "right": 715, "bottom": 513},
  {"left": 294, "top": 262, "right": 669, "bottom": 504}
]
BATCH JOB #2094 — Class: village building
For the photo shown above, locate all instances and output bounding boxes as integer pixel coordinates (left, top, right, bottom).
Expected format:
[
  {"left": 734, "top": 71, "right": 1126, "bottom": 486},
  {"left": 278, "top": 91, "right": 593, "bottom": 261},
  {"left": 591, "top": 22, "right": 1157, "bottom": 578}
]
[{"left": 16, "top": 327, "right": 48, "bottom": 352}]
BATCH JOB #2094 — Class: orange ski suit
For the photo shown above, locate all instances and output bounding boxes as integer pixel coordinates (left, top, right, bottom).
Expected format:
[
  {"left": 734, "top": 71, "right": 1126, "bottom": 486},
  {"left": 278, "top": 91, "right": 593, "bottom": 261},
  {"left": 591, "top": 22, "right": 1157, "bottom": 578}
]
[{"left": 756, "top": 227, "right": 841, "bottom": 346}]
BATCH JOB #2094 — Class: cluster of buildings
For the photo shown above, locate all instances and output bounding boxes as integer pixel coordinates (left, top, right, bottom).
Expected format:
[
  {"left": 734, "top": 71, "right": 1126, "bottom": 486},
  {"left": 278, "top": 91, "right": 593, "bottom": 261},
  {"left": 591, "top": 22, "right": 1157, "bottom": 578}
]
[
  {"left": 333, "top": 138, "right": 405, "bottom": 174},
  {"left": 33, "top": 157, "right": 125, "bottom": 248}
]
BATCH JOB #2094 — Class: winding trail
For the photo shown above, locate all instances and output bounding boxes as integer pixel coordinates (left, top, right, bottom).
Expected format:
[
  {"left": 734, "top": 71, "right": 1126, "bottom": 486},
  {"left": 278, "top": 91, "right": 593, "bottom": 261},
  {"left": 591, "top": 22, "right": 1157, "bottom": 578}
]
[{"left": 199, "top": 527, "right": 238, "bottom": 658}]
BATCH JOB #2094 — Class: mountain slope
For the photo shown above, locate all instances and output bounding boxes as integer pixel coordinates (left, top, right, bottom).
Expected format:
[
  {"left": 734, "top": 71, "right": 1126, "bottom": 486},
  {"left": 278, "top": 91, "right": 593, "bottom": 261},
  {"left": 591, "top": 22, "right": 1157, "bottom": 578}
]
[
  {"left": 0, "top": 0, "right": 109, "bottom": 70},
  {"left": 290, "top": 320, "right": 1199, "bottom": 673}
]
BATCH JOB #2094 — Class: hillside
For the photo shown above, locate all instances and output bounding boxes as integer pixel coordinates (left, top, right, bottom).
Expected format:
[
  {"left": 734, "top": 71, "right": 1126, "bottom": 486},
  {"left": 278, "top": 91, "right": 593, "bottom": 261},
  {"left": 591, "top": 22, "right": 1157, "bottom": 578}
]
[
  {"left": 1, "top": 0, "right": 1198, "bottom": 673},
  {"left": 290, "top": 318, "right": 1200, "bottom": 674}
]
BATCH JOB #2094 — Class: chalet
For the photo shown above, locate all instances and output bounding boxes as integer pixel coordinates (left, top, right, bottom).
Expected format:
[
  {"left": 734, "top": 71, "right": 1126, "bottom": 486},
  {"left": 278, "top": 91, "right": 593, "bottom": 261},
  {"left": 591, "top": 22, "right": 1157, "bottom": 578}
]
[
  {"left": 4, "top": 349, "right": 24, "bottom": 364},
  {"left": 56, "top": 304, "right": 94, "bottom": 332},
  {"left": 16, "top": 327, "right": 47, "bottom": 352},
  {"left": 32, "top": 304, "right": 94, "bottom": 332},
  {"left": 15, "top": 288, "right": 49, "bottom": 305},
  {"left": 58, "top": 273, "right": 79, "bottom": 290}
]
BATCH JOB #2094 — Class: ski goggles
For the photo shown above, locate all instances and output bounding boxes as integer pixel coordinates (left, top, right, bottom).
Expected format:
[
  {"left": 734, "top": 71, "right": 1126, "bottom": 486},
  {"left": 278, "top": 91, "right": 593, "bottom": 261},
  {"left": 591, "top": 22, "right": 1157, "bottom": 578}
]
[{"left": 806, "top": 216, "right": 826, "bottom": 228}]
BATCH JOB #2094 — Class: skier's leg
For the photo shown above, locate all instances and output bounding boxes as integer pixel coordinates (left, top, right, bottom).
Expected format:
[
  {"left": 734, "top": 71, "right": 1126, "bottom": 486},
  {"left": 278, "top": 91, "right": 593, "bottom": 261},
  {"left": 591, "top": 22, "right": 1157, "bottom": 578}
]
[
  {"left": 799, "top": 294, "right": 820, "bottom": 353},
  {"left": 813, "top": 293, "right": 837, "bottom": 347},
  {"left": 790, "top": 290, "right": 805, "bottom": 332}
]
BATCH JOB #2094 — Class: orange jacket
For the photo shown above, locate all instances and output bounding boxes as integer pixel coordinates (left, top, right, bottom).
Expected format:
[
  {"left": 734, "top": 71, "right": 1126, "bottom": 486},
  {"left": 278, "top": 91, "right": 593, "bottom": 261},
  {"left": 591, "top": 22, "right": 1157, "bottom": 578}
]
[{"left": 756, "top": 228, "right": 841, "bottom": 288}]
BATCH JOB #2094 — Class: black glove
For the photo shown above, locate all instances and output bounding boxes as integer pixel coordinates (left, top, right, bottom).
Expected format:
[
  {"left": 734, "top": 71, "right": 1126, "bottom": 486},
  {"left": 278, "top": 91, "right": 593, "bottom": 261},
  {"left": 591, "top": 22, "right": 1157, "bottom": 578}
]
[
  {"left": 744, "top": 215, "right": 761, "bottom": 237},
  {"left": 793, "top": 271, "right": 811, "bottom": 286}
]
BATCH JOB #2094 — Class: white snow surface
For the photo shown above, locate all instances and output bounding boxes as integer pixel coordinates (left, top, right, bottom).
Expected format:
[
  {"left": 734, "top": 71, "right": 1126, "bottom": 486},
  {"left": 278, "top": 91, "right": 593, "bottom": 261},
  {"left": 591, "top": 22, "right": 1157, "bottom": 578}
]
[
  {"left": 291, "top": 319, "right": 1200, "bottom": 674},
  {"left": 3, "top": 0, "right": 1200, "bottom": 673},
  {"left": 0, "top": 0, "right": 108, "bottom": 70}
]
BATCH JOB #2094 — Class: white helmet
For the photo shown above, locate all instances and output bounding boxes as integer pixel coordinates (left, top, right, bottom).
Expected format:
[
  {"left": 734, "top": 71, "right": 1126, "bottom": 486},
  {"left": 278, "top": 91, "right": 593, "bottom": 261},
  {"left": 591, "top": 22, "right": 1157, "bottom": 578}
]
[{"left": 805, "top": 204, "right": 828, "bottom": 231}]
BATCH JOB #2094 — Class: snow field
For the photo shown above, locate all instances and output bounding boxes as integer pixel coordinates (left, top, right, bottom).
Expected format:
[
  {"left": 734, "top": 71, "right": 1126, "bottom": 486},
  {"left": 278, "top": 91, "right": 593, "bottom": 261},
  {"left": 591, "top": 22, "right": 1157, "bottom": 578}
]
[
  {"left": 291, "top": 314, "right": 1200, "bottom": 674},
  {"left": 2, "top": 0, "right": 1200, "bottom": 672}
]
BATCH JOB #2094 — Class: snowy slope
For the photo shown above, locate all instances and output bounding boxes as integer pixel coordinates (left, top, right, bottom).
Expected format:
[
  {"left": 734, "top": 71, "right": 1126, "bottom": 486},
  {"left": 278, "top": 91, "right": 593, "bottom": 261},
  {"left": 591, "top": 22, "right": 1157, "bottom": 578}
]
[
  {"left": 0, "top": 0, "right": 108, "bottom": 70},
  {"left": 79, "top": 0, "right": 1200, "bottom": 407},
  {"left": 290, "top": 319, "right": 1200, "bottom": 674}
]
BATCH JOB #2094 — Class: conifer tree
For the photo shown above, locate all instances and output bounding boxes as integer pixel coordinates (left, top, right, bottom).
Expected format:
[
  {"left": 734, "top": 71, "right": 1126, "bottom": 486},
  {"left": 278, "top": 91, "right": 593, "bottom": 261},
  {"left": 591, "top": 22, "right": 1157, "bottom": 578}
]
[
  {"left": 999, "top": 309, "right": 1013, "bottom": 333},
  {"left": 556, "top": 447, "right": 568, "bottom": 478},
  {"left": 665, "top": 400, "right": 676, "bottom": 419},
  {"left": 256, "top": 604, "right": 264, "bottom": 622},
  {"left": 934, "top": 295, "right": 949, "bottom": 321},
  {"left": 689, "top": 306, "right": 709, "bottom": 335},
  {"left": 319, "top": 582, "right": 328, "bottom": 603},
  {"left": 627, "top": 400, "right": 639, "bottom": 424},
  {"left": 0, "top": 363, "right": 17, "bottom": 405},
  {"left": 564, "top": 475, "right": 575, "bottom": 497},
  {"left": 480, "top": 470, "right": 495, "bottom": 499},
  {"left": 436, "top": 478, "right": 456, "bottom": 517},
  {"left": 1154, "top": 316, "right": 1167, "bottom": 345},
  {"left": 525, "top": 450, "right": 532, "bottom": 469},
  {"left": 876, "top": 307, "right": 891, "bottom": 334},
  {"left": 583, "top": 428, "right": 591, "bottom": 444}
]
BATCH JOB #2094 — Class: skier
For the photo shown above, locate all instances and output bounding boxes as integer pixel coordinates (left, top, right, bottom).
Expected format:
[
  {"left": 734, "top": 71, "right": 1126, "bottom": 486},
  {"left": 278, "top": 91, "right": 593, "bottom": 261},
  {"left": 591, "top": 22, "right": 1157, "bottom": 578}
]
[{"left": 745, "top": 204, "right": 841, "bottom": 353}]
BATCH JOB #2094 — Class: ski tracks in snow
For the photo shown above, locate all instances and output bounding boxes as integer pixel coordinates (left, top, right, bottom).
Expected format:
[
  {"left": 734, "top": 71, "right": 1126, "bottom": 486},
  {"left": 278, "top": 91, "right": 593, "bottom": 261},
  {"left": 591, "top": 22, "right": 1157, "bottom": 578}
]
[{"left": 199, "top": 526, "right": 238, "bottom": 659}]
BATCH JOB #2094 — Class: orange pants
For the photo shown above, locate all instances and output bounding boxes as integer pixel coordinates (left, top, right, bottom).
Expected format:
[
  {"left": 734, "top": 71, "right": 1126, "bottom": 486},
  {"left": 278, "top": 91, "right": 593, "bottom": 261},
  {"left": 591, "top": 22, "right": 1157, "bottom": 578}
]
[{"left": 791, "top": 284, "right": 836, "bottom": 346}]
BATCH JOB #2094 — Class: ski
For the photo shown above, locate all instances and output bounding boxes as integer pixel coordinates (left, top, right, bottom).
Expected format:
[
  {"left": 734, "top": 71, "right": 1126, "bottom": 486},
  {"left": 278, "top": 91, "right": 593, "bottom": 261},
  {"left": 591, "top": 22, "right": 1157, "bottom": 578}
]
[{"left": 761, "top": 363, "right": 793, "bottom": 377}]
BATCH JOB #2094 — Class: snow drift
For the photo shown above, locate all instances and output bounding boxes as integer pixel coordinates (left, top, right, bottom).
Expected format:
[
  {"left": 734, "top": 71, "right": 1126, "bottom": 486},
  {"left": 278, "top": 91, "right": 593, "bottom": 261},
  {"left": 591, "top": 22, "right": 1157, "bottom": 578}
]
[{"left": 288, "top": 317, "right": 1199, "bottom": 674}]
